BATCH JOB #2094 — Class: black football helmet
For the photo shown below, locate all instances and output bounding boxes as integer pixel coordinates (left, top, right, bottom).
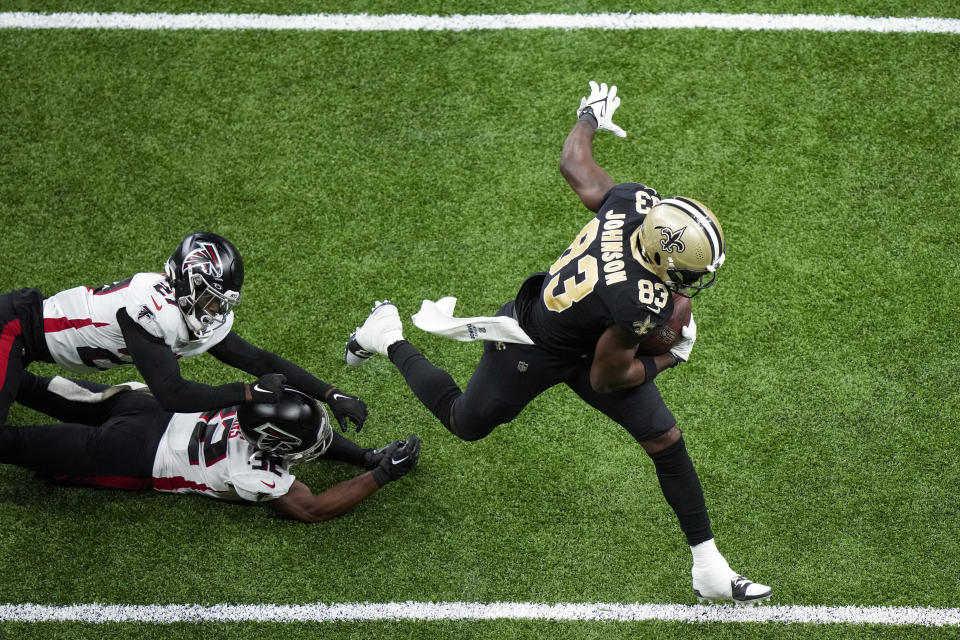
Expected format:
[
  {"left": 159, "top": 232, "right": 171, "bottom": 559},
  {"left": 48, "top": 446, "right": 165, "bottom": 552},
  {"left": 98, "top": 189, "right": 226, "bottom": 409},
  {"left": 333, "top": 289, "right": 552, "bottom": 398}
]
[
  {"left": 165, "top": 232, "right": 244, "bottom": 338},
  {"left": 238, "top": 386, "right": 333, "bottom": 464}
]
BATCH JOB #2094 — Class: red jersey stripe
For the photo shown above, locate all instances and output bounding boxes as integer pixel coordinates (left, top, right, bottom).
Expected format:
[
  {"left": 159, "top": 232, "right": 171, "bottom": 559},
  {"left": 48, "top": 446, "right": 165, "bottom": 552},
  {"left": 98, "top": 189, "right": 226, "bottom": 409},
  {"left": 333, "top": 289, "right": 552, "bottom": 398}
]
[
  {"left": 153, "top": 476, "right": 218, "bottom": 493},
  {"left": 0, "top": 318, "right": 23, "bottom": 391},
  {"left": 44, "top": 317, "right": 110, "bottom": 333}
]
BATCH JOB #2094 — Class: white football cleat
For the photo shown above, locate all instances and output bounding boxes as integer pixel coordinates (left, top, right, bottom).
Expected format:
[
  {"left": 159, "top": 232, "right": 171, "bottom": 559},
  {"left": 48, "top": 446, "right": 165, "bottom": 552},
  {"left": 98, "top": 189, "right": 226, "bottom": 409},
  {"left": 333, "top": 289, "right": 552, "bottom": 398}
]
[
  {"left": 692, "top": 565, "right": 772, "bottom": 604},
  {"left": 345, "top": 333, "right": 374, "bottom": 366},
  {"left": 345, "top": 300, "right": 404, "bottom": 366}
]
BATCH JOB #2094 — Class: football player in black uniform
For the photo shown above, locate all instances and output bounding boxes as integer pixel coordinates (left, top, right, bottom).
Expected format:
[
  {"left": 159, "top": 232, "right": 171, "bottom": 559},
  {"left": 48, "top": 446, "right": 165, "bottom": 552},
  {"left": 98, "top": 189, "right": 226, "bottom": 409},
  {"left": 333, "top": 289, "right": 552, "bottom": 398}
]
[
  {"left": 345, "top": 82, "right": 771, "bottom": 603},
  {"left": 0, "top": 370, "right": 419, "bottom": 522},
  {"left": 0, "top": 232, "right": 367, "bottom": 434}
]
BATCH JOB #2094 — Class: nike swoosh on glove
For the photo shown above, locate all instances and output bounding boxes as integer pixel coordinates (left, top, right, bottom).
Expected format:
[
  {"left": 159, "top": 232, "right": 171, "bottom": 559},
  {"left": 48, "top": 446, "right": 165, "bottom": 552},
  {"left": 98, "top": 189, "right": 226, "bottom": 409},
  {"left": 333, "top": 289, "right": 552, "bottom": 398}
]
[
  {"left": 577, "top": 80, "right": 626, "bottom": 138},
  {"left": 328, "top": 390, "right": 369, "bottom": 432},
  {"left": 247, "top": 373, "right": 286, "bottom": 403},
  {"left": 370, "top": 435, "right": 421, "bottom": 487}
]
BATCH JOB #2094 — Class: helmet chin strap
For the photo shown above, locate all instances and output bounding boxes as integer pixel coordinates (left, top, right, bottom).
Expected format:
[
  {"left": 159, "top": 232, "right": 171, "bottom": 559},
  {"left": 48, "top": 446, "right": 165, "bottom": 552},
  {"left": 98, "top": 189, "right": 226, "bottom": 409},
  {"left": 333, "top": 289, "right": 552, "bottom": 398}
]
[
  {"left": 637, "top": 245, "right": 670, "bottom": 283},
  {"left": 173, "top": 270, "right": 235, "bottom": 339},
  {"left": 178, "top": 301, "right": 215, "bottom": 338}
]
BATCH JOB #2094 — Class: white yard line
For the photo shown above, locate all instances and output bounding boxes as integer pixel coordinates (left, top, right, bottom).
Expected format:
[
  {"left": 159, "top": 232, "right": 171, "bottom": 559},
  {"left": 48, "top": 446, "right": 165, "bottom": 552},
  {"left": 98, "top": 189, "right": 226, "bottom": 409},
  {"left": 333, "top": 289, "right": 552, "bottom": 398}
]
[
  {"left": 0, "top": 11, "right": 958, "bottom": 33},
  {"left": 1, "top": 601, "right": 959, "bottom": 625}
]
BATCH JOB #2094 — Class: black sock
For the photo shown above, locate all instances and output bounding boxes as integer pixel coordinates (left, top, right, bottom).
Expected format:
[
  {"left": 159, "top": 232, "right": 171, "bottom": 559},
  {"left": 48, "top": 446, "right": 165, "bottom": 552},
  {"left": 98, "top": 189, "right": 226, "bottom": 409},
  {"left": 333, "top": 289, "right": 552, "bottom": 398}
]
[
  {"left": 318, "top": 431, "right": 370, "bottom": 467},
  {"left": 387, "top": 340, "right": 462, "bottom": 433},
  {"left": 650, "top": 436, "right": 713, "bottom": 546}
]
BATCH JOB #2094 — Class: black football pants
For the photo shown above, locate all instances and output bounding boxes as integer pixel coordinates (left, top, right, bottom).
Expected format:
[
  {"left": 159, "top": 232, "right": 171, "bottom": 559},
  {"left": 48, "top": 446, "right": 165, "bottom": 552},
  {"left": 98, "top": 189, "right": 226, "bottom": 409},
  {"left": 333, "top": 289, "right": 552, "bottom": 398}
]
[
  {"left": 387, "top": 301, "right": 675, "bottom": 442},
  {"left": 386, "top": 302, "right": 711, "bottom": 545},
  {"left": 0, "top": 290, "right": 30, "bottom": 426},
  {"left": 0, "top": 372, "right": 169, "bottom": 488},
  {"left": 0, "top": 288, "right": 53, "bottom": 426}
]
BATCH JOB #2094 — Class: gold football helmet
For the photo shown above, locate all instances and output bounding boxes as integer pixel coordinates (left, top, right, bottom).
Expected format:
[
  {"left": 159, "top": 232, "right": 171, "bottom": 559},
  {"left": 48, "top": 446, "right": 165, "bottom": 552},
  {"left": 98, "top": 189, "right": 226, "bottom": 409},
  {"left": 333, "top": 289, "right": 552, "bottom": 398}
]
[{"left": 631, "top": 196, "right": 726, "bottom": 296}]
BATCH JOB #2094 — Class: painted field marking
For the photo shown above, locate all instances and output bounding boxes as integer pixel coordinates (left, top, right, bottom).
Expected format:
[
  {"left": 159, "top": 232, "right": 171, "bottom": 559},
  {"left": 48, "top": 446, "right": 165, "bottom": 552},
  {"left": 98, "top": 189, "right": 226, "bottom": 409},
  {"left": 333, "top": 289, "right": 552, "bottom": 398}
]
[
  {"left": 1, "top": 602, "right": 959, "bottom": 626},
  {"left": 0, "top": 12, "right": 959, "bottom": 33}
]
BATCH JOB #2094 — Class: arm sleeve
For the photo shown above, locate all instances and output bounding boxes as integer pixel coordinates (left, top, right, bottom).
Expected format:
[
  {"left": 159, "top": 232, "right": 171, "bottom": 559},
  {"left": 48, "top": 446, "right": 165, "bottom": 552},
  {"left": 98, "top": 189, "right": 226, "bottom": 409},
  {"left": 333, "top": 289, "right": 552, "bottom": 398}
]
[
  {"left": 117, "top": 309, "right": 247, "bottom": 412},
  {"left": 207, "top": 332, "right": 335, "bottom": 400}
]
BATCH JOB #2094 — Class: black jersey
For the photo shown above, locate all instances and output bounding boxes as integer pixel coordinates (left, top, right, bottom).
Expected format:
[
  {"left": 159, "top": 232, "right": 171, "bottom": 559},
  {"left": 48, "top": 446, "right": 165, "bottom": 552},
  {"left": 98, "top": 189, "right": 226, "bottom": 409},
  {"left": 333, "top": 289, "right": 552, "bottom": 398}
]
[{"left": 517, "top": 182, "right": 676, "bottom": 358}]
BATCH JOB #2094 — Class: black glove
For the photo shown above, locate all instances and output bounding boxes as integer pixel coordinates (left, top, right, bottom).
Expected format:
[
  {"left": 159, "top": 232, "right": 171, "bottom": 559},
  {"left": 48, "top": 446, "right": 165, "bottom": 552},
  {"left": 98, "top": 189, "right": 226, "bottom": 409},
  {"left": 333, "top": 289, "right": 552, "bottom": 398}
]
[
  {"left": 247, "top": 373, "right": 286, "bottom": 403},
  {"left": 370, "top": 435, "right": 421, "bottom": 487},
  {"left": 362, "top": 447, "right": 383, "bottom": 470},
  {"left": 327, "top": 390, "right": 368, "bottom": 432}
]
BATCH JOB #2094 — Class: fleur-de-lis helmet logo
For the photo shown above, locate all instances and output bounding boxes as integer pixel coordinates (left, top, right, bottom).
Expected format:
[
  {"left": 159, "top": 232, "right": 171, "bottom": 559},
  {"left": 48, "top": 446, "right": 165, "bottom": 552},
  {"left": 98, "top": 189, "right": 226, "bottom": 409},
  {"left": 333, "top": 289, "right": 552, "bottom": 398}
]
[{"left": 656, "top": 225, "right": 687, "bottom": 253}]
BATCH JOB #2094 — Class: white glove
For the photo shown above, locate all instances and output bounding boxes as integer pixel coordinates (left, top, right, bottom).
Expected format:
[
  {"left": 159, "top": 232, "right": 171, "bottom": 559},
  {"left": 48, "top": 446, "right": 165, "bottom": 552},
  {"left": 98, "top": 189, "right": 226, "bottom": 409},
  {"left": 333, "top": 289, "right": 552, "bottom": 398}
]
[
  {"left": 577, "top": 81, "right": 626, "bottom": 138},
  {"left": 669, "top": 314, "right": 697, "bottom": 362}
]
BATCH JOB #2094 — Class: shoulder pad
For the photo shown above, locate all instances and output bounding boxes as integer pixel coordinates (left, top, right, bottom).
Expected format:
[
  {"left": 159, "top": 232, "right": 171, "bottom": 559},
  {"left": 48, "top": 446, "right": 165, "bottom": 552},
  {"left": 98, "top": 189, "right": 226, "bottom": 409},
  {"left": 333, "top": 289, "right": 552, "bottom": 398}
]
[
  {"left": 601, "top": 183, "right": 661, "bottom": 216},
  {"left": 124, "top": 276, "right": 184, "bottom": 346},
  {"left": 231, "top": 469, "right": 295, "bottom": 502}
]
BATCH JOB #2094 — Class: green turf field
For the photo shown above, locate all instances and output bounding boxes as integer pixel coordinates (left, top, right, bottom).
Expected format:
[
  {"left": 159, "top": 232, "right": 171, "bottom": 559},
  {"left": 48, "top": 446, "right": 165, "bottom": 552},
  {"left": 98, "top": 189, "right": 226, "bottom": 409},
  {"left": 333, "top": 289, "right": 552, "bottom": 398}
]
[{"left": 1, "top": 2, "right": 958, "bottom": 638}]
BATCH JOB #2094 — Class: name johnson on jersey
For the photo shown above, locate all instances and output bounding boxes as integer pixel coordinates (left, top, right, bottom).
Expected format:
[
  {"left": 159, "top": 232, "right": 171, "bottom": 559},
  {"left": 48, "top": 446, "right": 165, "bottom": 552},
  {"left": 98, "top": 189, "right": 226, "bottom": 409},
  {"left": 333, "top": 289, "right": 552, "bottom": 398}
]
[{"left": 518, "top": 182, "right": 676, "bottom": 358}]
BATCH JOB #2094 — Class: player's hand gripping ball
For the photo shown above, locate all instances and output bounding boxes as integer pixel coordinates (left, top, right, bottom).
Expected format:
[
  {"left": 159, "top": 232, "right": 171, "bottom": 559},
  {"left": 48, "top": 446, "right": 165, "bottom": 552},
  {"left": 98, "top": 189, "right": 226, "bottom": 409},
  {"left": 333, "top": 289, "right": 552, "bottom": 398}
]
[{"left": 635, "top": 294, "right": 692, "bottom": 356}]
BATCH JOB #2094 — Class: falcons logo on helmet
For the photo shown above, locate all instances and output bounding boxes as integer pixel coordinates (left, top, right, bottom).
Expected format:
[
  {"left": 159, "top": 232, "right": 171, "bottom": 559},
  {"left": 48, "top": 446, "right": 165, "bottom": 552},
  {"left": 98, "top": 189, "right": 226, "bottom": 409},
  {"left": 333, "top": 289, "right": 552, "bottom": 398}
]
[
  {"left": 251, "top": 423, "right": 303, "bottom": 452},
  {"left": 182, "top": 242, "right": 224, "bottom": 278}
]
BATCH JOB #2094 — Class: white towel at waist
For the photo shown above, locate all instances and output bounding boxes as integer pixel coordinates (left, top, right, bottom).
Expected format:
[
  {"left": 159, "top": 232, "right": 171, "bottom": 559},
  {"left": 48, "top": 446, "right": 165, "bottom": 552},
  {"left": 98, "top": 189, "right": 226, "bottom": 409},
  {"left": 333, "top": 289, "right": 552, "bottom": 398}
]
[{"left": 411, "top": 297, "right": 534, "bottom": 345}]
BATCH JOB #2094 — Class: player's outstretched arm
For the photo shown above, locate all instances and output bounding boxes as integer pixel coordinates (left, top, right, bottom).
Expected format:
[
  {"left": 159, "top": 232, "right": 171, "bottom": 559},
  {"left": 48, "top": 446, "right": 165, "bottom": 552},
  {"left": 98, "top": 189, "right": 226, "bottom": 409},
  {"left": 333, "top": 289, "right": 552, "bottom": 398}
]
[
  {"left": 209, "top": 332, "right": 368, "bottom": 431},
  {"left": 269, "top": 436, "right": 421, "bottom": 523},
  {"left": 118, "top": 310, "right": 248, "bottom": 411},
  {"left": 209, "top": 332, "right": 334, "bottom": 399},
  {"left": 269, "top": 477, "right": 379, "bottom": 523},
  {"left": 560, "top": 81, "right": 622, "bottom": 212}
]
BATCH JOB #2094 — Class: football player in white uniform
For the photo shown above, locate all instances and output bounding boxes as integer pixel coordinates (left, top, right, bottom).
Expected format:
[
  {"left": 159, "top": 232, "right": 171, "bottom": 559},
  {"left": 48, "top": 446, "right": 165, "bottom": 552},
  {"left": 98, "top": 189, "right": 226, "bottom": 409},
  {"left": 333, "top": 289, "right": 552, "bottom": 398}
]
[
  {"left": 0, "top": 371, "right": 420, "bottom": 521},
  {"left": 0, "top": 232, "right": 367, "bottom": 435}
]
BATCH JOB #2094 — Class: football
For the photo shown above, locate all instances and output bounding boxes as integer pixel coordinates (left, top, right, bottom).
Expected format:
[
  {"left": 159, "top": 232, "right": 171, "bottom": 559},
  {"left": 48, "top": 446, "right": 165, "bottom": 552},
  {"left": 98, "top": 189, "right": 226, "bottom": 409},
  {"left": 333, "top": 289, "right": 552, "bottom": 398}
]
[{"left": 635, "top": 294, "right": 692, "bottom": 356}]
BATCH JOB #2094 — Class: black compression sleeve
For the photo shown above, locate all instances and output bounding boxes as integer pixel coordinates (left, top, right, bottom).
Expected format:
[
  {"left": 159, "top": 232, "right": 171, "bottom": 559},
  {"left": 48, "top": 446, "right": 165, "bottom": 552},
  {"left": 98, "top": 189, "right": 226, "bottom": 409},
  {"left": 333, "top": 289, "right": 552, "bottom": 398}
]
[
  {"left": 650, "top": 436, "right": 713, "bottom": 546},
  {"left": 117, "top": 309, "right": 247, "bottom": 412},
  {"left": 317, "top": 431, "right": 370, "bottom": 467},
  {"left": 387, "top": 340, "right": 461, "bottom": 432},
  {"left": 208, "top": 332, "right": 334, "bottom": 400}
]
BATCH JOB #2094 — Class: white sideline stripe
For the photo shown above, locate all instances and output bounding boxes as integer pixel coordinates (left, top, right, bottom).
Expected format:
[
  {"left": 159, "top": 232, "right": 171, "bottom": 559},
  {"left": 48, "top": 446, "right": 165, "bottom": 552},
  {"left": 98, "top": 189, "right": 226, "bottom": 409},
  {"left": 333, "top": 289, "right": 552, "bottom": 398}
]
[
  {"left": 1, "top": 602, "right": 960, "bottom": 626},
  {"left": 1, "top": 12, "right": 959, "bottom": 33}
]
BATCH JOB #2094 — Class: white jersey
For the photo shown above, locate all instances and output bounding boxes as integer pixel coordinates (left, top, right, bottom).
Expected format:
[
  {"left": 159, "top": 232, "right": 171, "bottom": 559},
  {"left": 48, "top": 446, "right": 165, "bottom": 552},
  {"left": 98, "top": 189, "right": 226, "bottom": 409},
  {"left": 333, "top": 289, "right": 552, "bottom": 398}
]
[
  {"left": 41, "top": 272, "right": 233, "bottom": 373},
  {"left": 152, "top": 408, "right": 295, "bottom": 502}
]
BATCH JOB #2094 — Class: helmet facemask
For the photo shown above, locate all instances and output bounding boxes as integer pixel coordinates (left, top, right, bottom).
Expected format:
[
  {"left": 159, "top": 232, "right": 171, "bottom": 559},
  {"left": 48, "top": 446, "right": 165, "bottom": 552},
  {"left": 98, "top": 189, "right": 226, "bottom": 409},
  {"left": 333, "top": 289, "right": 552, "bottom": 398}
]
[
  {"left": 663, "top": 253, "right": 725, "bottom": 298},
  {"left": 283, "top": 413, "right": 334, "bottom": 464},
  {"left": 178, "top": 270, "right": 240, "bottom": 338}
]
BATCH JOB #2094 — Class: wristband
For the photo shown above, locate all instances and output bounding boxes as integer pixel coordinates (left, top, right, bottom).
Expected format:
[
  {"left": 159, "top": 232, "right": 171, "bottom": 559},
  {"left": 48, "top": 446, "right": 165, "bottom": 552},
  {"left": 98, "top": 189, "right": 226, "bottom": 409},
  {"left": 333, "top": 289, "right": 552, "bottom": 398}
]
[
  {"left": 638, "top": 356, "right": 659, "bottom": 384},
  {"left": 317, "top": 382, "right": 334, "bottom": 400},
  {"left": 578, "top": 105, "right": 599, "bottom": 128}
]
